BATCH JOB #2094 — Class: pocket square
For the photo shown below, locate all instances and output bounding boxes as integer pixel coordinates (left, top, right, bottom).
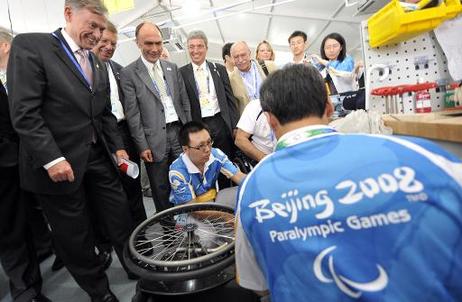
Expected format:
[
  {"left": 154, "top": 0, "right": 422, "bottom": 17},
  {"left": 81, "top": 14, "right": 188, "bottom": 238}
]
[{"left": 166, "top": 67, "right": 172, "bottom": 71}]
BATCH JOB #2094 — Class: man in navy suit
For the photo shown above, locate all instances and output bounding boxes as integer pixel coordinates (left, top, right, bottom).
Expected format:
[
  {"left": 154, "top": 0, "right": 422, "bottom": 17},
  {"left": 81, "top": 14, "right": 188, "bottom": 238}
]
[
  {"left": 180, "top": 30, "right": 239, "bottom": 161},
  {"left": 0, "top": 28, "right": 51, "bottom": 302},
  {"left": 7, "top": 1, "right": 131, "bottom": 301}
]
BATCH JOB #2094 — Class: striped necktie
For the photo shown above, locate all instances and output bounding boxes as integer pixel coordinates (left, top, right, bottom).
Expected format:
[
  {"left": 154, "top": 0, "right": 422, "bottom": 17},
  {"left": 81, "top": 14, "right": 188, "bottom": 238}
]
[{"left": 75, "top": 49, "right": 93, "bottom": 85}]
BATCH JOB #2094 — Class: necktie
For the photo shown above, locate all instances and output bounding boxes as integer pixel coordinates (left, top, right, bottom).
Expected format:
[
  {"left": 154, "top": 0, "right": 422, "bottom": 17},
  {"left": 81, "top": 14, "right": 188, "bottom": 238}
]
[
  {"left": 196, "top": 67, "right": 208, "bottom": 97},
  {"left": 0, "top": 71, "right": 7, "bottom": 94},
  {"left": 151, "top": 64, "right": 168, "bottom": 99},
  {"left": 75, "top": 49, "right": 93, "bottom": 85}
]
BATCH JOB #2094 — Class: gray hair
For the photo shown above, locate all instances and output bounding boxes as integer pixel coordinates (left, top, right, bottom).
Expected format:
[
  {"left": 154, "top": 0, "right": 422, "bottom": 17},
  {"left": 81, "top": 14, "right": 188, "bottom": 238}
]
[
  {"left": 187, "top": 30, "right": 208, "bottom": 47},
  {"left": 230, "top": 41, "right": 250, "bottom": 55},
  {"left": 64, "top": 0, "right": 108, "bottom": 15},
  {"left": 0, "top": 27, "right": 13, "bottom": 44}
]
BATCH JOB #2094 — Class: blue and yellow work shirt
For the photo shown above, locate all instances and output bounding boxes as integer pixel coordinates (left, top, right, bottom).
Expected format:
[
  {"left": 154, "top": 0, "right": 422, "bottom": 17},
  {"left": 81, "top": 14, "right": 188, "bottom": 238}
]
[{"left": 169, "top": 148, "right": 238, "bottom": 205}]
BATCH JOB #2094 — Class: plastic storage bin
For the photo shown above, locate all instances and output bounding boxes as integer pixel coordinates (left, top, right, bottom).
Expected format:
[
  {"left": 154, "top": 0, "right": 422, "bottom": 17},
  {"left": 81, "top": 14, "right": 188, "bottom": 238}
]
[{"left": 368, "top": 0, "right": 462, "bottom": 48}]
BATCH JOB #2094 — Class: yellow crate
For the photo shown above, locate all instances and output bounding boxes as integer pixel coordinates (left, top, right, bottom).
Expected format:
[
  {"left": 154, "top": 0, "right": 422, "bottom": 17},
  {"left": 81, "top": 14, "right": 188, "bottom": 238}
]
[{"left": 368, "top": 0, "right": 462, "bottom": 48}]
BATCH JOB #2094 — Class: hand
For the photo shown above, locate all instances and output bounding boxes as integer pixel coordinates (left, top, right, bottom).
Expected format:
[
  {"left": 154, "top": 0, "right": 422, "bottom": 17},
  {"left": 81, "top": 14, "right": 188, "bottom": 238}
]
[
  {"left": 47, "top": 160, "right": 75, "bottom": 183},
  {"left": 140, "top": 149, "right": 153, "bottom": 162},
  {"left": 115, "top": 149, "right": 129, "bottom": 165}
]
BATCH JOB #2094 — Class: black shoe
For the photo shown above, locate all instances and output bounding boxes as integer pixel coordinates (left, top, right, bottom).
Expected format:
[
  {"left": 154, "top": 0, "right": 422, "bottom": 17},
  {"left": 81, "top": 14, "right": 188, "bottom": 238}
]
[
  {"left": 91, "top": 292, "right": 119, "bottom": 302},
  {"left": 36, "top": 248, "right": 54, "bottom": 263},
  {"left": 51, "top": 256, "right": 64, "bottom": 272},
  {"left": 99, "top": 251, "right": 113, "bottom": 271},
  {"left": 30, "top": 293, "right": 52, "bottom": 302},
  {"left": 127, "top": 272, "right": 139, "bottom": 280}
]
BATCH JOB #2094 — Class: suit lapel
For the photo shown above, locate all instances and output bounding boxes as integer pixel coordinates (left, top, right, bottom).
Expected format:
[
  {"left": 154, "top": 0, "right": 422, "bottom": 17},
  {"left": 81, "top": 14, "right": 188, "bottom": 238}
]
[
  {"left": 207, "top": 61, "right": 222, "bottom": 93},
  {"left": 51, "top": 30, "right": 91, "bottom": 91},
  {"left": 185, "top": 63, "right": 199, "bottom": 100},
  {"left": 135, "top": 58, "right": 161, "bottom": 101},
  {"left": 89, "top": 52, "right": 100, "bottom": 89},
  {"left": 160, "top": 60, "right": 175, "bottom": 99}
]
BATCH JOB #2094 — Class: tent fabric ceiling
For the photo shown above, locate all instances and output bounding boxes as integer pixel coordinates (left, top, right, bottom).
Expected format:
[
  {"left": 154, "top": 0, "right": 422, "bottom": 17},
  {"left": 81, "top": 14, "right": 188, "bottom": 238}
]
[{"left": 0, "top": 0, "right": 372, "bottom": 66}]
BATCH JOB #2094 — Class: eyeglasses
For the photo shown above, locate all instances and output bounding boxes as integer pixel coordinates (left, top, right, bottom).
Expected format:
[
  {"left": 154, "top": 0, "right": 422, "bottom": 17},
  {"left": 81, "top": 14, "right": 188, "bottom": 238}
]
[
  {"left": 188, "top": 139, "right": 214, "bottom": 151},
  {"left": 188, "top": 44, "right": 206, "bottom": 50}
]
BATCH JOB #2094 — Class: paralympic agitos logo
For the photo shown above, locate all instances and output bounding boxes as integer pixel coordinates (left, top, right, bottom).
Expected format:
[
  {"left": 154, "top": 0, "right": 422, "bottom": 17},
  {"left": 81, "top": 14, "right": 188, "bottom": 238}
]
[{"left": 313, "top": 246, "right": 388, "bottom": 298}]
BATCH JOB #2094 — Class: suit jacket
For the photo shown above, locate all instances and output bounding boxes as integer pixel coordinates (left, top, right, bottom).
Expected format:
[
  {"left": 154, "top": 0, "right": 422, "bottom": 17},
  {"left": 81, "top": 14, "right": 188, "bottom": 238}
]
[
  {"left": 7, "top": 29, "right": 123, "bottom": 194},
  {"left": 229, "top": 59, "right": 277, "bottom": 113},
  {"left": 120, "top": 58, "right": 191, "bottom": 162},
  {"left": 0, "top": 80, "right": 18, "bottom": 167},
  {"left": 179, "top": 61, "right": 239, "bottom": 132}
]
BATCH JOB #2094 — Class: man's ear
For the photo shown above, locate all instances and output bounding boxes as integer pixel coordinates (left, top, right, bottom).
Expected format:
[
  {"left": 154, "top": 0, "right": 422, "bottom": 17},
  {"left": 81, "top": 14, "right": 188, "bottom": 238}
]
[
  {"left": 182, "top": 146, "right": 188, "bottom": 153},
  {"left": 64, "top": 6, "right": 72, "bottom": 23},
  {"left": 324, "top": 97, "right": 334, "bottom": 119},
  {"left": 265, "top": 111, "right": 280, "bottom": 132}
]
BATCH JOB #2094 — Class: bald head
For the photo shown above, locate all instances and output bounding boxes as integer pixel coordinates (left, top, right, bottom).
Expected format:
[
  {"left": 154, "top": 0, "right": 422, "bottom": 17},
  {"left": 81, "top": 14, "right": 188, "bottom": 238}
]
[
  {"left": 136, "top": 22, "right": 163, "bottom": 63},
  {"left": 230, "top": 41, "right": 252, "bottom": 72}
]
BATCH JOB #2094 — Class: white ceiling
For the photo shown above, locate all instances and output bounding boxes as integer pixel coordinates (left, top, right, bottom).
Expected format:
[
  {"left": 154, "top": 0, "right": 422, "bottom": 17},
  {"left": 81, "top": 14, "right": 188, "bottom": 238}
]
[{"left": 0, "top": 0, "right": 373, "bottom": 66}]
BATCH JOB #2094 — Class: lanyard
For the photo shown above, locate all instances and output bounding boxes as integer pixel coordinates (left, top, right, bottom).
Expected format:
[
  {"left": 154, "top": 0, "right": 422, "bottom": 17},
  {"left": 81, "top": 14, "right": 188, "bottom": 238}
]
[
  {"left": 276, "top": 127, "right": 337, "bottom": 151},
  {"left": 51, "top": 32, "right": 92, "bottom": 89},
  {"left": 150, "top": 68, "right": 172, "bottom": 98}
]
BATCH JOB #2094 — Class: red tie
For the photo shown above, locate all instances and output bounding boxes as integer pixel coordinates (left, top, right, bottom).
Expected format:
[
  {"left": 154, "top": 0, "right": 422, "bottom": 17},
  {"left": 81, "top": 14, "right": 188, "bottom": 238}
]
[{"left": 76, "top": 49, "right": 93, "bottom": 85}]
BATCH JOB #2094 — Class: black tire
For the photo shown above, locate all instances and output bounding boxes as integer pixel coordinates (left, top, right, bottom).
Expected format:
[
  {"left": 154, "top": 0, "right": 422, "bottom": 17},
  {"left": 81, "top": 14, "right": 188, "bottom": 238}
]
[{"left": 124, "top": 203, "right": 235, "bottom": 282}]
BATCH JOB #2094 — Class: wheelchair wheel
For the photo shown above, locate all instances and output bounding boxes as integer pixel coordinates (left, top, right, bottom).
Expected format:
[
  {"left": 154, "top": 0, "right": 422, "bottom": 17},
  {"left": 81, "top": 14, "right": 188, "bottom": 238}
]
[{"left": 124, "top": 203, "right": 235, "bottom": 287}]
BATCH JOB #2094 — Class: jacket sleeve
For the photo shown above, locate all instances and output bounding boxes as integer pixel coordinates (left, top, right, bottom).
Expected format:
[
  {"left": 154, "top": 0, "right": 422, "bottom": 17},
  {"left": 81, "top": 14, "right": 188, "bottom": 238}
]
[
  {"left": 219, "top": 64, "right": 240, "bottom": 128},
  {"left": 7, "top": 34, "right": 63, "bottom": 168},
  {"left": 120, "top": 67, "right": 149, "bottom": 153}
]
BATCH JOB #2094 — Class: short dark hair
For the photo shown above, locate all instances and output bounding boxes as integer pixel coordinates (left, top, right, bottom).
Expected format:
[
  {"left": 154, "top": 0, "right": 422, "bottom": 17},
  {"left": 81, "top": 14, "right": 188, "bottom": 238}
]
[
  {"left": 288, "top": 30, "right": 307, "bottom": 44},
  {"left": 222, "top": 42, "right": 233, "bottom": 61},
  {"left": 260, "top": 64, "right": 327, "bottom": 125},
  {"left": 179, "top": 121, "right": 210, "bottom": 147},
  {"left": 320, "top": 32, "right": 347, "bottom": 62},
  {"left": 135, "top": 21, "right": 162, "bottom": 40}
]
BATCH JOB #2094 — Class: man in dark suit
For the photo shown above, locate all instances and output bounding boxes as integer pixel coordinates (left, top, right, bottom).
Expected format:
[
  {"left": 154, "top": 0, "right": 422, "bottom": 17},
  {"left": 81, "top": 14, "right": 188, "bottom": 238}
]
[
  {"left": 120, "top": 22, "right": 191, "bottom": 213},
  {"left": 180, "top": 30, "right": 239, "bottom": 162},
  {"left": 0, "top": 28, "right": 51, "bottom": 302},
  {"left": 7, "top": 1, "right": 132, "bottom": 301},
  {"left": 91, "top": 21, "right": 147, "bottom": 253}
]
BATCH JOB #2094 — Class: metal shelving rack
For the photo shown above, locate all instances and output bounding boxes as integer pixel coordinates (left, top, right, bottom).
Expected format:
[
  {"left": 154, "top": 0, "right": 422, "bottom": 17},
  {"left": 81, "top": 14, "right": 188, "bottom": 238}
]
[{"left": 360, "top": 20, "right": 452, "bottom": 114}]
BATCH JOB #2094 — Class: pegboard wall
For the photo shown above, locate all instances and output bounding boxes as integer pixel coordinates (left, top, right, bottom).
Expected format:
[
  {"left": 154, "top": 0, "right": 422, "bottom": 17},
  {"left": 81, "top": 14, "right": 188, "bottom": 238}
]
[{"left": 361, "top": 20, "right": 452, "bottom": 114}]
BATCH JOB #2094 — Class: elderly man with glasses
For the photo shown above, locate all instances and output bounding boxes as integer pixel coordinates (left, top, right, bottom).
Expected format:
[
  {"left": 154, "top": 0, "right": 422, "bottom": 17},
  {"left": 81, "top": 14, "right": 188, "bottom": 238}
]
[{"left": 168, "top": 121, "right": 245, "bottom": 206}]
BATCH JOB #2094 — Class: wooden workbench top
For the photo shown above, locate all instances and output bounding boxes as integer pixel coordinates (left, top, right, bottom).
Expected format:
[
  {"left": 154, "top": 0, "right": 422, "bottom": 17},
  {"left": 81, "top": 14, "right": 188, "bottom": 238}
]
[{"left": 382, "top": 111, "right": 462, "bottom": 143}]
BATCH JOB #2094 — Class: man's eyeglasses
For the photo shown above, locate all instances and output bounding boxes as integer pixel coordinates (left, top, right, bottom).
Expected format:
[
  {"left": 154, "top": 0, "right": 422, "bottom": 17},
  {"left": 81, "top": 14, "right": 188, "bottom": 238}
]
[{"left": 188, "top": 140, "right": 214, "bottom": 151}]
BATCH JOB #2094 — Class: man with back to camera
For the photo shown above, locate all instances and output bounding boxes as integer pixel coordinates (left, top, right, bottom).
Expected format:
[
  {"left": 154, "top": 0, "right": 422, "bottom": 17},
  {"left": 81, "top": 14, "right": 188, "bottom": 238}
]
[
  {"left": 7, "top": 0, "right": 133, "bottom": 301},
  {"left": 92, "top": 21, "right": 147, "bottom": 238},
  {"left": 169, "top": 121, "right": 245, "bottom": 207},
  {"left": 235, "top": 64, "right": 462, "bottom": 301},
  {"left": 180, "top": 30, "right": 239, "bottom": 181},
  {"left": 288, "top": 30, "right": 309, "bottom": 64},
  {"left": 229, "top": 41, "right": 277, "bottom": 114},
  {"left": 0, "top": 27, "right": 51, "bottom": 302},
  {"left": 120, "top": 21, "right": 191, "bottom": 214}
]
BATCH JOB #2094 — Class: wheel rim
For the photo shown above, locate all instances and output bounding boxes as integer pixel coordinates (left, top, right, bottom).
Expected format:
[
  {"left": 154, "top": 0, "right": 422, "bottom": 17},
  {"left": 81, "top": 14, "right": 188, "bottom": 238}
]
[{"left": 128, "top": 203, "right": 235, "bottom": 273}]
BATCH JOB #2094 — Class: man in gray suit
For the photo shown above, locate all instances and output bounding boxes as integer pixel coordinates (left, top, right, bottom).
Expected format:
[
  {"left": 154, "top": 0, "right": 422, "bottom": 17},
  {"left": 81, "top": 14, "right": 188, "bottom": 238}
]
[{"left": 120, "top": 22, "right": 191, "bottom": 213}]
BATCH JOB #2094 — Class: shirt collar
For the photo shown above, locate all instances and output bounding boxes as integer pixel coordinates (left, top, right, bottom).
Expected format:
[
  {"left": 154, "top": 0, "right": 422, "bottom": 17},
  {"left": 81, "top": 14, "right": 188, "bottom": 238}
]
[
  {"left": 181, "top": 152, "right": 216, "bottom": 174},
  {"left": 61, "top": 28, "right": 80, "bottom": 53},
  {"left": 141, "top": 56, "right": 162, "bottom": 73},
  {"left": 239, "top": 60, "right": 256, "bottom": 77},
  {"left": 192, "top": 60, "right": 207, "bottom": 72},
  {"left": 276, "top": 125, "right": 338, "bottom": 151}
]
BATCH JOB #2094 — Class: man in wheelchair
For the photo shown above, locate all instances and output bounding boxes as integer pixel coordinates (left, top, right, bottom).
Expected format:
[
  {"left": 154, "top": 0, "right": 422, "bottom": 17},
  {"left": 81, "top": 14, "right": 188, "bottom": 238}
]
[{"left": 169, "top": 121, "right": 246, "bottom": 207}]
